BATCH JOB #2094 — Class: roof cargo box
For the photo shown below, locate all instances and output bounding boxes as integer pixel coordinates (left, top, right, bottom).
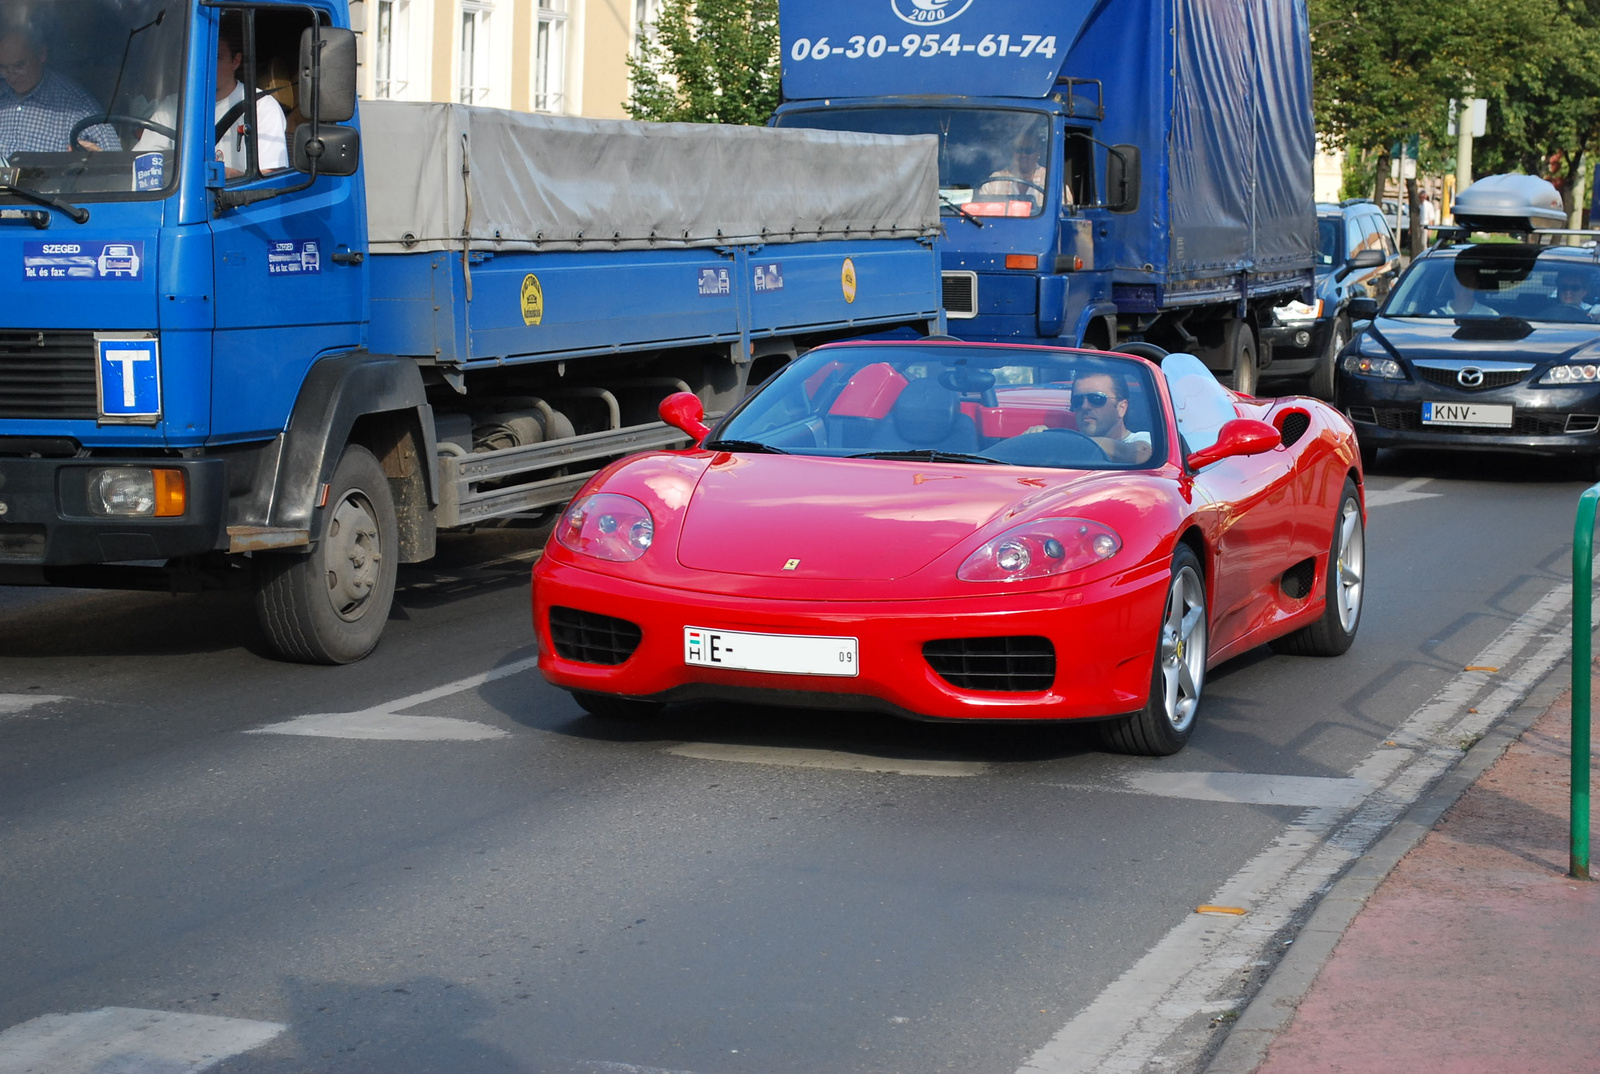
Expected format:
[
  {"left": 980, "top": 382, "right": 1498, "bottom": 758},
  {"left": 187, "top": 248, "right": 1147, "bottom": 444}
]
[{"left": 1451, "top": 174, "right": 1567, "bottom": 233}]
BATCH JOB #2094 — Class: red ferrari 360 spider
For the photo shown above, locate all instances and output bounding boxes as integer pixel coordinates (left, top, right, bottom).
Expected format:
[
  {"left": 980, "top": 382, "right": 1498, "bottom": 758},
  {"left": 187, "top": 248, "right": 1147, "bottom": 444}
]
[{"left": 532, "top": 341, "right": 1365, "bottom": 755}]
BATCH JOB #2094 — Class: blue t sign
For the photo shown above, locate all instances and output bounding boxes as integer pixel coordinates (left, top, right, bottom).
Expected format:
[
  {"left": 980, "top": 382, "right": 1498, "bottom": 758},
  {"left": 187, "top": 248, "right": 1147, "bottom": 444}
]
[{"left": 96, "top": 335, "right": 161, "bottom": 423}]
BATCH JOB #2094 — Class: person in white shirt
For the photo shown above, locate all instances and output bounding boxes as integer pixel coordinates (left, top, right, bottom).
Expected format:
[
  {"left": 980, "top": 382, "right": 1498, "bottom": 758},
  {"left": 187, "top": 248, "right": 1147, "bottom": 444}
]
[
  {"left": 214, "top": 15, "right": 286, "bottom": 177},
  {"left": 1070, "top": 369, "right": 1153, "bottom": 464}
]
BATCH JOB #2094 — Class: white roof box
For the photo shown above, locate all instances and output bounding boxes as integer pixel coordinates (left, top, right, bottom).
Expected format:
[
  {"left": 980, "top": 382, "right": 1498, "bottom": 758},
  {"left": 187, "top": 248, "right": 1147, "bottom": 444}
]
[{"left": 1451, "top": 174, "right": 1567, "bottom": 232}]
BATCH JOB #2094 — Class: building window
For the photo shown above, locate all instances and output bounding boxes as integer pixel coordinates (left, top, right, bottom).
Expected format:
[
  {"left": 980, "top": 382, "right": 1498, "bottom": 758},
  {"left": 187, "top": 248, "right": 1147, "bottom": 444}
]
[
  {"left": 461, "top": 1, "right": 492, "bottom": 104},
  {"left": 373, "top": 0, "right": 409, "bottom": 99},
  {"left": 533, "top": 0, "right": 566, "bottom": 113},
  {"left": 633, "top": 0, "right": 660, "bottom": 56}
]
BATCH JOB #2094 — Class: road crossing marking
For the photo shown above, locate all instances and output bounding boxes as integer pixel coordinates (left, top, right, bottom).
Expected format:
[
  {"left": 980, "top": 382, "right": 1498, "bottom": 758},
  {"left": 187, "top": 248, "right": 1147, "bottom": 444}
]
[
  {"left": 0, "top": 1007, "right": 284, "bottom": 1073},
  {"left": 1118, "top": 771, "right": 1371, "bottom": 809},
  {"left": 247, "top": 656, "right": 538, "bottom": 741},
  {"left": 666, "top": 742, "right": 988, "bottom": 776},
  {"left": 1017, "top": 583, "right": 1575, "bottom": 1074},
  {"left": 1364, "top": 476, "right": 1441, "bottom": 508},
  {"left": 0, "top": 694, "right": 68, "bottom": 716}
]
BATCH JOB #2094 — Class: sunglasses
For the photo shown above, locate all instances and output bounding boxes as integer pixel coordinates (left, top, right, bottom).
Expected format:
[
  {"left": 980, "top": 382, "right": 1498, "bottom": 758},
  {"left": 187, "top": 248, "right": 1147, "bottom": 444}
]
[{"left": 1072, "top": 391, "right": 1114, "bottom": 409}]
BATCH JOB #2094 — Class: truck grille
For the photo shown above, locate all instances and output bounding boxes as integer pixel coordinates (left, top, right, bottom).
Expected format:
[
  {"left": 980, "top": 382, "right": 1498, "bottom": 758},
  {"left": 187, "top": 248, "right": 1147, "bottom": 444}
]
[
  {"left": 548, "top": 606, "right": 643, "bottom": 665},
  {"left": 924, "top": 636, "right": 1055, "bottom": 692},
  {"left": 942, "top": 272, "right": 977, "bottom": 319},
  {"left": 0, "top": 330, "right": 98, "bottom": 420}
]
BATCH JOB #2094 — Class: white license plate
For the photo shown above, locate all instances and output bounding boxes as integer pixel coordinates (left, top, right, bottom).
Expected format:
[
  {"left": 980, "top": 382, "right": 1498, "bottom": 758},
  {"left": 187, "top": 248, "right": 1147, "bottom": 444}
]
[
  {"left": 1422, "top": 401, "right": 1513, "bottom": 428},
  {"left": 684, "top": 626, "right": 858, "bottom": 677}
]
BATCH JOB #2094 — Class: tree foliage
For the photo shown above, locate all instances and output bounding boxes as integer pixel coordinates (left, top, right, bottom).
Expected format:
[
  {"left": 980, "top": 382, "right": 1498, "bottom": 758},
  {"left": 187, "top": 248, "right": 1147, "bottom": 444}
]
[{"left": 626, "top": 0, "right": 781, "bottom": 126}]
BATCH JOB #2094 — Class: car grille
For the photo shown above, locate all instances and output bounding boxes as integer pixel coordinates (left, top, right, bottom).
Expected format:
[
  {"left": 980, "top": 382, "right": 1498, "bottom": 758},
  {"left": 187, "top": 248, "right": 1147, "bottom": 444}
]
[
  {"left": 1371, "top": 407, "right": 1575, "bottom": 436},
  {"left": 548, "top": 606, "right": 642, "bottom": 665},
  {"left": 0, "top": 330, "right": 98, "bottom": 420},
  {"left": 942, "top": 272, "right": 977, "bottom": 319},
  {"left": 923, "top": 636, "right": 1055, "bottom": 692},
  {"left": 1415, "top": 366, "right": 1527, "bottom": 391}
]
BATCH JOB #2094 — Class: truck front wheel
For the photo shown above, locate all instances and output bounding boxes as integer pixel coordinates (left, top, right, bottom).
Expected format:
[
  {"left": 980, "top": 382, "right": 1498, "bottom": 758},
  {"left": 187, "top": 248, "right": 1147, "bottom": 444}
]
[
  {"left": 254, "top": 444, "right": 399, "bottom": 664},
  {"left": 1221, "top": 318, "right": 1258, "bottom": 396}
]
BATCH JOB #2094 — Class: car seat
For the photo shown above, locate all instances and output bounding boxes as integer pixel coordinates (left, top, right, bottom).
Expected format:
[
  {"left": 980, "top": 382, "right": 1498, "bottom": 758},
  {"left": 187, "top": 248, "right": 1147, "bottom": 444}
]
[{"left": 867, "top": 376, "right": 981, "bottom": 452}]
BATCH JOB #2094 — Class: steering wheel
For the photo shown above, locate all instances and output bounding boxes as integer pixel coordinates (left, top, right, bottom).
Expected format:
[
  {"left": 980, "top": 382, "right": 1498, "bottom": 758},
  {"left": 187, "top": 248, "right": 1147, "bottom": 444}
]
[
  {"left": 979, "top": 174, "right": 1046, "bottom": 197},
  {"left": 69, "top": 113, "right": 177, "bottom": 148},
  {"left": 988, "top": 428, "right": 1110, "bottom": 467}
]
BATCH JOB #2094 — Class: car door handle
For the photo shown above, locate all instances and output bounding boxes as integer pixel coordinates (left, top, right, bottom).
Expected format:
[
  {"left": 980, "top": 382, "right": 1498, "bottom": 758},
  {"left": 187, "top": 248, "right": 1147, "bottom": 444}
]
[{"left": 332, "top": 249, "right": 365, "bottom": 265}]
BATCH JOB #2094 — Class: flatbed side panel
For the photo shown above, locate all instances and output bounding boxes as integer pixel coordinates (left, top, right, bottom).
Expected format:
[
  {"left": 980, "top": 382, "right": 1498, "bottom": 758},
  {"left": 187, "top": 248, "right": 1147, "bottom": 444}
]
[{"left": 746, "top": 239, "right": 938, "bottom": 336}]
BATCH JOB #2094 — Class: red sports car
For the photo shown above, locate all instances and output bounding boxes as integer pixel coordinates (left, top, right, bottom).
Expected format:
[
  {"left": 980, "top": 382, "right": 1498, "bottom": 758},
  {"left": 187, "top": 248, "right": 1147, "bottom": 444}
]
[{"left": 532, "top": 342, "right": 1365, "bottom": 755}]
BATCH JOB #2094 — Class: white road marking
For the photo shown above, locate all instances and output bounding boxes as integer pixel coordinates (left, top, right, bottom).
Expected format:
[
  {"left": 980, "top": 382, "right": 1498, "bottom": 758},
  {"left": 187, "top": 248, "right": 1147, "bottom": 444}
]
[
  {"left": 0, "top": 1007, "right": 284, "bottom": 1073},
  {"left": 1017, "top": 583, "right": 1574, "bottom": 1074},
  {"left": 247, "top": 656, "right": 538, "bottom": 741},
  {"left": 570, "top": 1062, "right": 705, "bottom": 1074},
  {"left": 1364, "top": 476, "right": 1441, "bottom": 508},
  {"left": 0, "top": 694, "right": 68, "bottom": 716},
  {"left": 1119, "top": 771, "right": 1372, "bottom": 809},
  {"left": 666, "top": 742, "right": 988, "bottom": 777}
]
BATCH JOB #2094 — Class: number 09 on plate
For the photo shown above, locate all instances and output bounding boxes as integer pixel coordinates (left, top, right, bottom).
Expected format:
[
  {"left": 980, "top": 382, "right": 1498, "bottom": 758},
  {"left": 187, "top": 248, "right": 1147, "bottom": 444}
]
[{"left": 684, "top": 626, "right": 859, "bottom": 677}]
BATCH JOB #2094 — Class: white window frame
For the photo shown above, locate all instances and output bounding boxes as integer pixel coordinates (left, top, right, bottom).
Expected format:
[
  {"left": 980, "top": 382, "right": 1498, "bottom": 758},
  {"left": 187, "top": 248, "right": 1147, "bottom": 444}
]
[
  {"left": 373, "top": 0, "right": 410, "bottom": 99},
  {"left": 460, "top": 0, "right": 493, "bottom": 104},
  {"left": 632, "top": 0, "right": 661, "bottom": 57},
  {"left": 533, "top": 0, "right": 567, "bottom": 113}
]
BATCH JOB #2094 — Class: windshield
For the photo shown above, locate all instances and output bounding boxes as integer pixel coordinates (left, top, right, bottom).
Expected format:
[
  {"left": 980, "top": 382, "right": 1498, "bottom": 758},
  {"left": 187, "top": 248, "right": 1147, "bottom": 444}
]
[
  {"left": 1316, "top": 217, "right": 1341, "bottom": 268},
  {"left": 1386, "top": 249, "right": 1600, "bottom": 324},
  {"left": 776, "top": 107, "right": 1054, "bottom": 218},
  {"left": 709, "top": 345, "right": 1166, "bottom": 470},
  {"left": 0, "top": 0, "right": 186, "bottom": 200}
]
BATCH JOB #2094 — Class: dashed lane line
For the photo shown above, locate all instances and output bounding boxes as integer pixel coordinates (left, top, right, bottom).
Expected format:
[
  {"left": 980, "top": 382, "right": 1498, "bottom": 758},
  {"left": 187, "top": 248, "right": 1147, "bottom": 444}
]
[
  {"left": 0, "top": 1007, "right": 284, "bottom": 1074},
  {"left": 0, "top": 694, "right": 69, "bottom": 716},
  {"left": 666, "top": 742, "right": 989, "bottom": 776},
  {"left": 1363, "top": 476, "right": 1441, "bottom": 508}
]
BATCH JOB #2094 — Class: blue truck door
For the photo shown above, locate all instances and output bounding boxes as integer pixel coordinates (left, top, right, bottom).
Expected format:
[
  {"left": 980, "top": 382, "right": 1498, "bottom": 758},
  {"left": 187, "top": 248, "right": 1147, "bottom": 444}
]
[{"left": 208, "top": 6, "right": 365, "bottom": 444}]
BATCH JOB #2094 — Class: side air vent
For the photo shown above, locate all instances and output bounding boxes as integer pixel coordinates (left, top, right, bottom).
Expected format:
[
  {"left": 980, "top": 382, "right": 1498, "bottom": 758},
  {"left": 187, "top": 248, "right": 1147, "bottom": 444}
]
[
  {"left": 1277, "top": 410, "right": 1311, "bottom": 447},
  {"left": 548, "top": 606, "right": 642, "bottom": 666},
  {"left": 924, "top": 636, "right": 1055, "bottom": 692},
  {"left": 1280, "top": 557, "right": 1317, "bottom": 600}
]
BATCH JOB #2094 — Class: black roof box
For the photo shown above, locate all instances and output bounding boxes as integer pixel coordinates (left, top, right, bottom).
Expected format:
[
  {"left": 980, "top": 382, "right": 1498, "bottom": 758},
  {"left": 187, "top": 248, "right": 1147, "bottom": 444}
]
[{"left": 1451, "top": 174, "right": 1567, "bottom": 232}]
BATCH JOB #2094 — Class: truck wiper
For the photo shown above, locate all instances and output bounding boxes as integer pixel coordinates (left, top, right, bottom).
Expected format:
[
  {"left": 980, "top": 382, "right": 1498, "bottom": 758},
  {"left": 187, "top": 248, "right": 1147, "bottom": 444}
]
[
  {"left": 701, "top": 438, "right": 791, "bottom": 454},
  {"left": 849, "top": 449, "right": 1003, "bottom": 465},
  {"left": 940, "top": 196, "right": 984, "bottom": 228},
  {"left": 0, "top": 169, "right": 88, "bottom": 224}
]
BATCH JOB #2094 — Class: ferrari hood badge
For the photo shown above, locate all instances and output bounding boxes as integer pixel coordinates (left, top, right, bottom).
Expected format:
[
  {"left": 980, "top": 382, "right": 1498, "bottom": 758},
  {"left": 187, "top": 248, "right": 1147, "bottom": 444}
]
[{"left": 783, "top": 558, "right": 800, "bottom": 571}]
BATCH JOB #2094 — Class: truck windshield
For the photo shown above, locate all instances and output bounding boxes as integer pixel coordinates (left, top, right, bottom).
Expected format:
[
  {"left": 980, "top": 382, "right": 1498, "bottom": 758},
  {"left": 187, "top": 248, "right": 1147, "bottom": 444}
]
[
  {"left": 0, "top": 0, "right": 187, "bottom": 202},
  {"left": 777, "top": 107, "right": 1052, "bottom": 219}
]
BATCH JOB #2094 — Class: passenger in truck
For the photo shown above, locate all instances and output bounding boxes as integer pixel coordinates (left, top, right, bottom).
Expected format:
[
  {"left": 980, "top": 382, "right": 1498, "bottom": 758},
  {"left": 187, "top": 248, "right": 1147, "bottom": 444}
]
[
  {"left": 0, "top": 23, "right": 119, "bottom": 155},
  {"left": 978, "top": 132, "right": 1049, "bottom": 209},
  {"left": 214, "top": 13, "right": 287, "bottom": 178}
]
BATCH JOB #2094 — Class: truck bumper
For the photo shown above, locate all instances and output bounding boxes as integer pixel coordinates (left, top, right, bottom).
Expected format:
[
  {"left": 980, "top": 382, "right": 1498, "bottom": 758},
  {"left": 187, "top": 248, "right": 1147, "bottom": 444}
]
[{"left": 0, "top": 456, "right": 228, "bottom": 572}]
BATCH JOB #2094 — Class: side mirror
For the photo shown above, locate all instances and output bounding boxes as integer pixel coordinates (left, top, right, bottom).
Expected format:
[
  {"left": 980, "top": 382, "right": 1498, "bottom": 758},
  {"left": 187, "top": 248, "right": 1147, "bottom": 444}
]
[
  {"left": 293, "top": 123, "right": 359, "bottom": 175},
  {"left": 299, "top": 27, "right": 357, "bottom": 124},
  {"left": 659, "top": 391, "right": 709, "bottom": 443},
  {"left": 1336, "top": 248, "right": 1386, "bottom": 280},
  {"left": 1346, "top": 296, "right": 1380, "bottom": 321},
  {"left": 1185, "top": 418, "right": 1281, "bottom": 470},
  {"left": 1106, "top": 144, "right": 1141, "bottom": 214}
]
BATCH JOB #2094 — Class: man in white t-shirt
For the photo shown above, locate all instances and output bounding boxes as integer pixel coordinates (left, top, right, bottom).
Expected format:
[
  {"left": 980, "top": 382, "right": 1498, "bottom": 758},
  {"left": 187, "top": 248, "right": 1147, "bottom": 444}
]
[
  {"left": 1071, "top": 369, "right": 1153, "bottom": 464},
  {"left": 214, "top": 16, "right": 286, "bottom": 177}
]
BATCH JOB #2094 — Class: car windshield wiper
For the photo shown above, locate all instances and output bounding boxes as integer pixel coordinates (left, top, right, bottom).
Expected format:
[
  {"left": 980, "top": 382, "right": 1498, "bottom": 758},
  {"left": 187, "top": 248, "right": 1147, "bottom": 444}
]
[
  {"left": 848, "top": 449, "right": 1004, "bottom": 465},
  {"left": 701, "top": 438, "right": 791, "bottom": 454},
  {"left": 940, "top": 195, "right": 984, "bottom": 228},
  {"left": 0, "top": 168, "right": 88, "bottom": 224}
]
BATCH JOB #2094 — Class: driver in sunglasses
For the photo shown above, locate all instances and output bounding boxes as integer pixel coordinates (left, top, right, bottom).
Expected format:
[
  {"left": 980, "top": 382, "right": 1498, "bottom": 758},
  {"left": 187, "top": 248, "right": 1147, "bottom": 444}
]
[{"left": 1069, "top": 368, "right": 1153, "bottom": 464}]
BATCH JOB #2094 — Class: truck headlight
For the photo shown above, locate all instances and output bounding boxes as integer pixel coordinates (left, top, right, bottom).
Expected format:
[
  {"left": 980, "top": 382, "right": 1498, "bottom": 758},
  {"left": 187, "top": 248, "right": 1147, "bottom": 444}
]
[
  {"left": 88, "top": 467, "right": 187, "bottom": 517},
  {"left": 1342, "top": 353, "right": 1404, "bottom": 380}
]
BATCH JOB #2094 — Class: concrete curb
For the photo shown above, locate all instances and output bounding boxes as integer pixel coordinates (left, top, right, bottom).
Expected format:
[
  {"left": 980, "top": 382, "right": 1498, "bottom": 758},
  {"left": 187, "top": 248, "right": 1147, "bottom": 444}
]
[{"left": 1202, "top": 655, "right": 1576, "bottom": 1074}]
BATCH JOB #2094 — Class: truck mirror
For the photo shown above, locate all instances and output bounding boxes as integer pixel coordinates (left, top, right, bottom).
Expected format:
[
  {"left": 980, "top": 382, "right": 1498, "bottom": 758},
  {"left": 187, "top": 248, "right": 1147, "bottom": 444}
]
[
  {"left": 1107, "top": 144, "right": 1141, "bottom": 214},
  {"left": 299, "top": 27, "right": 357, "bottom": 124},
  {"left": 293, "top": 123, "right": 360, "bottom": 176}
]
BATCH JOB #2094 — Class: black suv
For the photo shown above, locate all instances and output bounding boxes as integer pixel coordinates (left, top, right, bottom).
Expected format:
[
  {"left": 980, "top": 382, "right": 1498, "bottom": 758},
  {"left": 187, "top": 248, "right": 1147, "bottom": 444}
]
[{"left": 1262, "top": 200, "right": 1401, "bottom": 398}]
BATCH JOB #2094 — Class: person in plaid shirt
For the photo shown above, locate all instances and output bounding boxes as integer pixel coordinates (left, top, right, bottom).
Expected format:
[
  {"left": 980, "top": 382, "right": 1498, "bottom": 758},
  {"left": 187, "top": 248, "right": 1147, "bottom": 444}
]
[{"left": 0, "top": 25, "right": 119, "bottom": 156}]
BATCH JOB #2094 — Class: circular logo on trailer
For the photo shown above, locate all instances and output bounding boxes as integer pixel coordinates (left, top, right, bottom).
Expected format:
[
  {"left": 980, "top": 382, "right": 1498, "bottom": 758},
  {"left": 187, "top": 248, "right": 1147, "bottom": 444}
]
[
  {"left": 890, "top": 0, "right": 975, "bottom": 26},
  {"left": 841, "top": 258, "right": 858, "bottom": 304},
  {"left": 520, "top": 274, "right": 544, "bottom": 326}
]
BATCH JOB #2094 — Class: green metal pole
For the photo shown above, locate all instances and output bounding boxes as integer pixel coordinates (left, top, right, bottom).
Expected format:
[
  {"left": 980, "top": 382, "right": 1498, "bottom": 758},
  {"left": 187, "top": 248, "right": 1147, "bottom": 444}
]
[{"left": 1573, "top": 486, "right": 1597, "bottom": 880}]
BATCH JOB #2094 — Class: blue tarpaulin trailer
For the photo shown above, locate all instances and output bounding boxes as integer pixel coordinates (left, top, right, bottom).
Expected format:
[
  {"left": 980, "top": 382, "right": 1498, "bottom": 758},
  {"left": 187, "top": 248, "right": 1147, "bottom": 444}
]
[{"left": 774, "top": 0, "right": 1316, "bottom": 392}]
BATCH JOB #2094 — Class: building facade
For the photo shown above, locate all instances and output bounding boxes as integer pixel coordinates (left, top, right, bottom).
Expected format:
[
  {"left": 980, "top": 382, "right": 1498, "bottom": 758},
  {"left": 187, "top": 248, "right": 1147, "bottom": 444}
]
[{"left": 353, "top": 0, "right": 661, "bottom": 119}]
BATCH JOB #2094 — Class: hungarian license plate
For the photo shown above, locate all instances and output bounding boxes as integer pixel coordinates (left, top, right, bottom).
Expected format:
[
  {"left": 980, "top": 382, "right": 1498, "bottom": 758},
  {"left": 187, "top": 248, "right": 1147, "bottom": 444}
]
[
  {"left": 1422, "top": 401, "right": 1513, "bottom": 428},
  {"left": 683, "top": 626, "right": 858, "bottom": 677}
]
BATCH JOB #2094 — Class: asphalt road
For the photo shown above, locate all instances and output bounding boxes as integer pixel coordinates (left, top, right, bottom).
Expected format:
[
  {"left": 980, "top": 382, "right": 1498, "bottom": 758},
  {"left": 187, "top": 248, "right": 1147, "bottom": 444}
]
[{"left": 0, "top": 448, "right": 1589, "bottom": 1074}]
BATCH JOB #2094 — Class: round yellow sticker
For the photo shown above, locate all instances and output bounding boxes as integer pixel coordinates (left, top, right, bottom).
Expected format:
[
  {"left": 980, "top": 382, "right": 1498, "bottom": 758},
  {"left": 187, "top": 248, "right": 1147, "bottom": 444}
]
[
  {"left": 841, "top": 258, "right": 857, "bottom": 304},
  {"left": 520, "top": 274, "right": 544, "bottom": 326}
]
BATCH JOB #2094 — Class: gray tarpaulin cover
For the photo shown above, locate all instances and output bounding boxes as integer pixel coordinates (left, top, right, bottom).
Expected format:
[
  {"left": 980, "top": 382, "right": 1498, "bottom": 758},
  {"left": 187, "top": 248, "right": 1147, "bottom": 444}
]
[{"left": 361, "top": 101, "right": 941, "bottom": 255}]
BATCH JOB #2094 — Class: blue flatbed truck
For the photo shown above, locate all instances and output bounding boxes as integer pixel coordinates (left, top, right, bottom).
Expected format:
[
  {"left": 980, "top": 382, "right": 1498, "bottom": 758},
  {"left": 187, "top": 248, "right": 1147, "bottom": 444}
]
[
  {"left": 774, "top": 0, "right": 1317, "bottom": 394},
  {"left": 0, "top": 0, "right": 941, "bottom": 663}
]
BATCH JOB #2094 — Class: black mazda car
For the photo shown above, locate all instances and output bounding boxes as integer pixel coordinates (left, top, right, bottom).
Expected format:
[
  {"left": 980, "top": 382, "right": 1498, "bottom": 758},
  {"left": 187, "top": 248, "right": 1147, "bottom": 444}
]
[{"left": 1337, "top": 204, "right": 1600, "bottom": 473}]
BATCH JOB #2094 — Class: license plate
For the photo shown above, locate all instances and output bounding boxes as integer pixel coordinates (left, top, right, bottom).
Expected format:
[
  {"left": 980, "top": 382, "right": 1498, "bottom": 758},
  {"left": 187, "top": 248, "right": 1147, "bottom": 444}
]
[
  {"left": 1422, "top": 401, "right": 1513, "bottom": 428},
  {"left": 684, "top": 626, "right": 858, "bottom": 677}
]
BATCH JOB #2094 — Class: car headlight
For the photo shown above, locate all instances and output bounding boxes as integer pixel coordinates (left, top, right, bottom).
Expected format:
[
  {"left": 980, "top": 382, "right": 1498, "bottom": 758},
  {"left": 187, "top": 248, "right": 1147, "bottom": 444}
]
[
  {"left": 1279, "top": 298, "right": 1323, "bottom": 322},
  {"left": 958, "top": 517, "right": 1121, "bottom": 583},
  {"left": 1541, "top": 364, "right": 1600, "bottom": 384},
  {"left": 1342, "top": 353, "right": 1404, "bottom": 380},
  {"left": 556, "top": 493, "right": 655, "bottom": 562}
]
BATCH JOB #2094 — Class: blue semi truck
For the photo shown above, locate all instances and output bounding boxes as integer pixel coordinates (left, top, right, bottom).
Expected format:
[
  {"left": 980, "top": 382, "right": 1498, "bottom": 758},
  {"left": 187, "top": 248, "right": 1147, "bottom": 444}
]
[
  {"left": 774, "top": 0, "right": 1317, "bottom": 394},
  {"left": 0, "top": 0, "right": 941, "bottom": 662}
]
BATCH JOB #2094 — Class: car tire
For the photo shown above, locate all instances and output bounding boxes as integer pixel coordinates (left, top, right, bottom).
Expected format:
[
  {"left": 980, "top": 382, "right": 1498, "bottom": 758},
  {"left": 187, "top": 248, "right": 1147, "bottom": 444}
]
[
  {"left": 1101, "top": 544, "right": 1207, "bottom": 756},
  {"left": 1270, "top": 478, "right": 1364, "bottom": 658},
  {"left": 254, "top": 444, "right": 398, "bottom": 665},
  {"left": 571, "top": 691, "right": 666, "bottom": 720},
  {"left": 1221, "top": 318, "right": 1258, "bottom": 396},
  {"left": 1309, "top": 316, "right": 1350, "bottom": 401}
]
